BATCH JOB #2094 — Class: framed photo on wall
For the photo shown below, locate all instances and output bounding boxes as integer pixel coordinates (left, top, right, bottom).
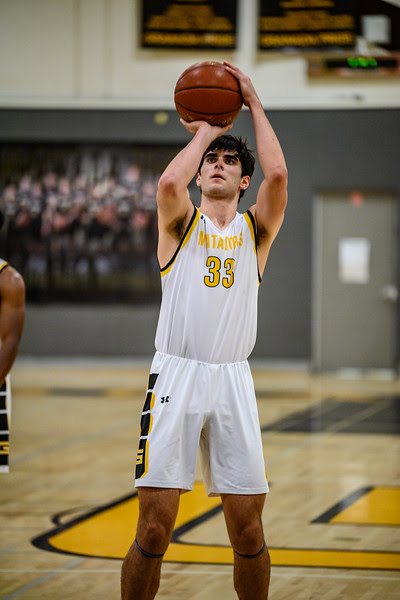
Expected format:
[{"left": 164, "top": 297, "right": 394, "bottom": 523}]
[{"left": 0, "top": 143, "right": 180, "bottom": 304}]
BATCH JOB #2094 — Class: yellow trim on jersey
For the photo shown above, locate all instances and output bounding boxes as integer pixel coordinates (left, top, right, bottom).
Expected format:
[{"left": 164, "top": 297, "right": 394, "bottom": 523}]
[
  {"left": 161, "top": 206, "right": 200, "bottom": 277},
  {"left": 144, "top": 439, "right": 149, "bottom": 477},
  {"left": 244, "top": 212, "right": 257, "bottom": 256},
  {"left": 0, "top": 259, "right": 9, "bottom": 274},
  {"left": 244, "top": 211, "right": 261, "bottom": 284}
]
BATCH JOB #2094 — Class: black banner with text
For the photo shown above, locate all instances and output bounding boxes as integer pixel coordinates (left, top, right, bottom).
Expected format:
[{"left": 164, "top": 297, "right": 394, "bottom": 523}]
[
  {"left": 141, "top": 0, "right": 237, "bottom": 49},
  {"left": 258, "top": 0, "right": 356, "bottom": 51}
]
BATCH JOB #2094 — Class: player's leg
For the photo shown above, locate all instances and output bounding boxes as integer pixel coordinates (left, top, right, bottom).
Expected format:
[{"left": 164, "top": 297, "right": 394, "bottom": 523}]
[
  {"left": 221, "top": 493, "right": 270, "bottom": 600},
  {"left": 121, "top": 487, "right": 180, "bottom": 600}
]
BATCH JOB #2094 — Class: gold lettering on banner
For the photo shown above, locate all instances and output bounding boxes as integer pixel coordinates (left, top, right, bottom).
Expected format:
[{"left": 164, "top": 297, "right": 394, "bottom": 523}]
[
  {"left": 280, "top": 0, "right": 334, "bottom": 7},
  {"left": 259, "top": 11, "right": 354, "bottom": 32},
  {"left": 258, "top": 0, "right": 355, "bottom": 49},
  {"left": 259, "top": 31, "right": 354, "bottom": 47},
  {"left": 148, "top": 6, "right": 232, "bottom": 31},
  {"left": 143, "top": 31, "right": 235, "bottom": 47},
  {"left": 142, "top": 1, "right": 236, "bottom": 48}
]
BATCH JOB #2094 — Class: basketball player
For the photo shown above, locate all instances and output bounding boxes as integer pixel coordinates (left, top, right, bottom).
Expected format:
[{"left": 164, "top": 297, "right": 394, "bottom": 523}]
[
  {"left": 121, "top": 61, "right": 287, "bottom": 599},
  {"left": 0, "top": 251, "right": 26, "bottom": 472}
]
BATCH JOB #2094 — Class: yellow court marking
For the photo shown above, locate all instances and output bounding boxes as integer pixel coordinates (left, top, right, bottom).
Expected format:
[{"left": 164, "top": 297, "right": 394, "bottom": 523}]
[
  {"left": 332, "top": 487, "right": 400, "bottom": 526},
  {"left": 33, "top": 483, "right": 400, "bottom": 571},
  {"left": 47, "top": 483, "right": 221, "bottom": 559}
]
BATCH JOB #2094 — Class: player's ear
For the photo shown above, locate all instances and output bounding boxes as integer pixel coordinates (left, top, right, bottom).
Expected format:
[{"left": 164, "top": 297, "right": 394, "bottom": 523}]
[
  {"left": 240, "top": 175, "right": 250, "bottom": 190},
  {"left": 196, "top": 173, "right": 201, "bottom": 187}
]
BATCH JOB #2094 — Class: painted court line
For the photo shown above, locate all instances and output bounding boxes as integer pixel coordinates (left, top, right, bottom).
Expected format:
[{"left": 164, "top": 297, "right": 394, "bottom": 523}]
[
  {"left": 0, "top": 558, "right": 84, "bottom": 600},
  {"left": 0, "top": 567, "right": 399, "bottom": 583},
  {"left": 263, "top": 398, "right": 391, "bottom": 467}
]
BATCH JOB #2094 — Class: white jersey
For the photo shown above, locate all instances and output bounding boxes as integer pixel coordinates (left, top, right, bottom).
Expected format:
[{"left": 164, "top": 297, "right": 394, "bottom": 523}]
[{"left": 155, "top": 205, "right": 261, "bottom": 364}]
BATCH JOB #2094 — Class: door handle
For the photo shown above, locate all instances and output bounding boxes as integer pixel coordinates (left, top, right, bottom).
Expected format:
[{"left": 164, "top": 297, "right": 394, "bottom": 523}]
[{"left": 380, "top": 284, "right": 398, "bottom": 302}]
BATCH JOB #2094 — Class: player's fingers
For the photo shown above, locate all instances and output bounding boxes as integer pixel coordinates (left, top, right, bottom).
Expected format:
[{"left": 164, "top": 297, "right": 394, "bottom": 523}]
[
  {"left": 223, "top": 60, "right": 236, "bottom": 69},
  {"left": 223, "top": 61, "right": 242, "bottom": 76}
]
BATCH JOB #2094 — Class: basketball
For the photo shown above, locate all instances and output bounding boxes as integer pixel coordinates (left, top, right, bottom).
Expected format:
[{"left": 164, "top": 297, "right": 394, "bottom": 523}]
[{"left": 174, "top": 61, "right": 243, "bottom": 127}]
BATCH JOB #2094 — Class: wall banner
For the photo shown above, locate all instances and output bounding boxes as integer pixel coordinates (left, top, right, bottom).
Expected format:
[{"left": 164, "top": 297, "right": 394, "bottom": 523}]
[
  {"left": 258, "top": 0, "right": 356, "bottom": 51},
  {"left": 141, "top": 0, "right": 237, "bottom": 49}
]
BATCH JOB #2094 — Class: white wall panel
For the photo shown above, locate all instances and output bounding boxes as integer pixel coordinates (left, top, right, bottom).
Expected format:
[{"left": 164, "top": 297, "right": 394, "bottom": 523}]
[
  {"left": 0, "top": 0, "right": 399, "bottom": 109},
  {"left": 79, "top": 0, "right": 109, "bottom": 98},
  {"left": 0, "top": 0, "right": 77, "bottom": 98}
]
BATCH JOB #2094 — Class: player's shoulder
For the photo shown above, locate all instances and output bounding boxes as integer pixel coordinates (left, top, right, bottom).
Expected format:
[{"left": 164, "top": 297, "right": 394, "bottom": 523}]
[
  {"left": 0, "top": 258, "right": 8, "bottom": 273},
  {"left": 0, "top": 263, "right": 25, "bottom": 297}
]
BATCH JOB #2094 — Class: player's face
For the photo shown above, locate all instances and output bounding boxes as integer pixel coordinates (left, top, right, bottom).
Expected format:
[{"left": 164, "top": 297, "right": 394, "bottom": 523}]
[{"left": 197, "top": 149, "right": 249, "bottom": 199}]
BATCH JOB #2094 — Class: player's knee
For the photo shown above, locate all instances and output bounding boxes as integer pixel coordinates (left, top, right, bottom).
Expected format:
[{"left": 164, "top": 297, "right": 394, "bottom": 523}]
[
  {"left": 139, "top": 520, "right": 172, "bottom": 554},
  {"left": 231, "top": 520, "right": 265, "bottom": 555}
]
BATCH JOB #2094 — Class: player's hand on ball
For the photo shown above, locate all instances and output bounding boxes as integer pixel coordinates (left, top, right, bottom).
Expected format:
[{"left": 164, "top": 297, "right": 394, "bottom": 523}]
[
  {"left": 223, "top": 61, "right": 258, "bottom": 107},
  {"left": 180, "top": 118, "right": 232, "bottom": 136}
]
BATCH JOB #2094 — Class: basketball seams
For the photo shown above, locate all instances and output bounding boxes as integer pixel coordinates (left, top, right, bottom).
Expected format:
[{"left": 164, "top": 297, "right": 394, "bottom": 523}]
[
  {"left": 175, "top": 86, "right": 242, "bottom": 95},
  {"left": 175, "top": 65, "right": 241, "bottom": 94},
  {"left": 175, "top": 102, "right": 242, "bottom": 118},
  {"left": 176, "top": 62, "right": 229, "bottom": 83},
  {"left": 175, "top": 77, "right": 240, "bottom": 93}
]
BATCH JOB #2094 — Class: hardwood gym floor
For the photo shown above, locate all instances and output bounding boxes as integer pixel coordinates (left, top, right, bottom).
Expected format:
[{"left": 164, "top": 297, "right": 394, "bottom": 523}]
[{"left": 0, "top": 360, "right": 399, "bottom": 599}]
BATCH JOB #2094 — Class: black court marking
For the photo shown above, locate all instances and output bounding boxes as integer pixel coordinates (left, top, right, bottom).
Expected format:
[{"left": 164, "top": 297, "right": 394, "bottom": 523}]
[
  {"left": 31, "top": 491, "right": 228, "bottom": 561},
  {"left": 261, "top": 396, "right": 400, "bottom": 435},
  {"left": 171, "top": 504, "right": 224, "bottom": 542},
  {"left": 312, "top": 486, "right": 374, "bottom": 523},
  {"left": 48, "top": 388, "right": 107, "bottom": 397},
  {"left": 32, "top": 492, "right": 137, "bottom": 559},
  {"left": 30, "top": 490, "right": 400, "bottom": 570}
]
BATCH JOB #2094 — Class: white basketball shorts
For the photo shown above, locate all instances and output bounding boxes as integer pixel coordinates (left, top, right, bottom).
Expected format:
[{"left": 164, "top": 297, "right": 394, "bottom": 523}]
[
  {"left": 0, "top": 375, "right": 11, "bottom": 473},
  {"left": 135, "top": 352, "right": 268, "bottom": 497}
]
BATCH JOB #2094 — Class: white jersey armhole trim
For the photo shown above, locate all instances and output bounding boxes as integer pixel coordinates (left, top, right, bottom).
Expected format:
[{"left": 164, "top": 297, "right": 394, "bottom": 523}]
[
  {"left": 160, "top": 205, "right": 200, "bottom": 277},
  {"left": 244, "top": 211, "right": 261, "bottom": 284}
]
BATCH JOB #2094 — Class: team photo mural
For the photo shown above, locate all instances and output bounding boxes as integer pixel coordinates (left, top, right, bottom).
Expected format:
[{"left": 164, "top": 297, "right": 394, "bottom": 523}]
[{"left": 0, "top": 144, "right": 181, "bottom": 303}]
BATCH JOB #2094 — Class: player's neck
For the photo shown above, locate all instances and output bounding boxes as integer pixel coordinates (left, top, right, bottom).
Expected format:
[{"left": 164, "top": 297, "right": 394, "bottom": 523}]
[{"left": 200, "top": 196, "right": 238, "bottom": 230}]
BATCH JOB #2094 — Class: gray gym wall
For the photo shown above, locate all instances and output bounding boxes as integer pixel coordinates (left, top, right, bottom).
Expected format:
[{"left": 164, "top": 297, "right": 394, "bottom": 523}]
[{"left": 0, "top": 108, "right": 399, "bottom": 361}]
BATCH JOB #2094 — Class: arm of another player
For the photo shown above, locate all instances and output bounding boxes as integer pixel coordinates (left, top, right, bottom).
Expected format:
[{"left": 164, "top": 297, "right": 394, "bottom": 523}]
[
  {"left": 224, "top": 62, "right": 288, "bottom": 276},
  {"left": 157, "top": 119, "right": 232, "bottom": 267},
  {"left": 0, "top": 267, "right": 26, "bottom": 386}
]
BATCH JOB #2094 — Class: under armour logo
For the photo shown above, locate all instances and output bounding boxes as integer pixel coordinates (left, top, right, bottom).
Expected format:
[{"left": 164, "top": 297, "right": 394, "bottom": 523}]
[{"left": 160, "top": 396, "right": 170, "bottom": 404}]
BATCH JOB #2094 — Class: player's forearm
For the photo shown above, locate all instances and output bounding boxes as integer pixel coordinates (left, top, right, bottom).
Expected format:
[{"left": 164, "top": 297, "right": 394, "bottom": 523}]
[
  {"left": 158, "top": 126, "right": 217, "bottom": 194},
  {"left": 249, "top": 98, "right": 287, "bottom": 183}
]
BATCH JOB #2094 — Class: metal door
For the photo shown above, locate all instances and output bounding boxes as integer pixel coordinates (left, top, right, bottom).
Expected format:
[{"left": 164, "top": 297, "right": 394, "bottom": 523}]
[{"left": 312, "top": 192, "right": 398, "bottom": 371}]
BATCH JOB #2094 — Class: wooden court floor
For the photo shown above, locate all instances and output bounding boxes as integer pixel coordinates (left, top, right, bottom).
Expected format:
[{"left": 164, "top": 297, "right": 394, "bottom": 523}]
[{"left": 1, "top": 360, "right": 400, "bottom": 599}]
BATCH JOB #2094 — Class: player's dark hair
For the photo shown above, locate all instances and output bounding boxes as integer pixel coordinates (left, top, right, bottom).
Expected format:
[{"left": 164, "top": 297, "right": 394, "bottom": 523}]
[{"left": 198, "top": 135, "right": 255, "bottom": 200}]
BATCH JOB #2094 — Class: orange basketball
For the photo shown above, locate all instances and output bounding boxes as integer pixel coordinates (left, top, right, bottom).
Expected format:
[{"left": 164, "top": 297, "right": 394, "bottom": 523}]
[{"left": 174, "top": 61, "right": 243, "bottom": 127}]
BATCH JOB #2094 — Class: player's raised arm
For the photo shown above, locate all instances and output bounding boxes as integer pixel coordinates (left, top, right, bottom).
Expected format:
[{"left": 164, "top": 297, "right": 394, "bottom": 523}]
[
  {"left": 224, "top": 62, "right": 288, "bottom": 275},
  {"left": 157, "top": 119, "right": 232, "bottom": 266},
  {"left": 157, "top": 120, "right": 232, "bottom": 224}
]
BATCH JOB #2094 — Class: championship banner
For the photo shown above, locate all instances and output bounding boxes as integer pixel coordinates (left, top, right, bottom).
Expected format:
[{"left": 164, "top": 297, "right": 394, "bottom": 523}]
[
  {"left": 258, "top": 0, "right": 356, "bottom": 51},
  {"left": 141, "top": 0, "right": 237, "bottom": 49}
]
